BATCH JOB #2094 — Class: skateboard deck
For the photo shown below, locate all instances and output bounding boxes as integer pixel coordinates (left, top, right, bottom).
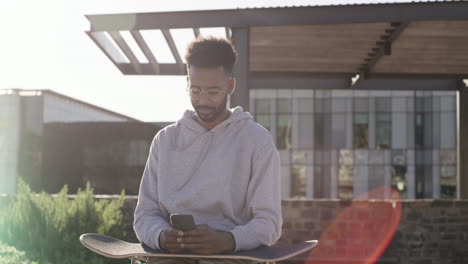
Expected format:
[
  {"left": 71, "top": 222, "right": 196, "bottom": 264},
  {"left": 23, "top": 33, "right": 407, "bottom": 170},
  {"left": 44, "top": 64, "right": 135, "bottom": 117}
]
[{"left": 80, "top": 233, "right": 318, "bottom": 262}]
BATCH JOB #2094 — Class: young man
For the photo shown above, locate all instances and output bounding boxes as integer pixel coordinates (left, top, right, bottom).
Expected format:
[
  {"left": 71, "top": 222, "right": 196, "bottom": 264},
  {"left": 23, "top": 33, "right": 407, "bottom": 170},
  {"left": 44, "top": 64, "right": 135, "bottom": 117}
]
[{"left": 133, "top": 37, "right": 282, "bottom": 263}]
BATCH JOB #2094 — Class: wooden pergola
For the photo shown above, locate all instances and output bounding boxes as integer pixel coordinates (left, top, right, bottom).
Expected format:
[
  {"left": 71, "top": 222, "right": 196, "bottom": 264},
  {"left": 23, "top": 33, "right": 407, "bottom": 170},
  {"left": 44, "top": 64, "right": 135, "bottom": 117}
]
[{"left": 85, "top": 1, "right": 468, "bottom": 198}]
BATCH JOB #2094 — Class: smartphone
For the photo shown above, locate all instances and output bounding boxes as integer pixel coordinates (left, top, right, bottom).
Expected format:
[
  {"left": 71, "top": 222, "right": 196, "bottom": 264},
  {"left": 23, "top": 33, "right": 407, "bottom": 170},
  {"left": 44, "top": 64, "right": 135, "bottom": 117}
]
[{"left": 170, "top": 214, "right": 196, "bottom": 231}]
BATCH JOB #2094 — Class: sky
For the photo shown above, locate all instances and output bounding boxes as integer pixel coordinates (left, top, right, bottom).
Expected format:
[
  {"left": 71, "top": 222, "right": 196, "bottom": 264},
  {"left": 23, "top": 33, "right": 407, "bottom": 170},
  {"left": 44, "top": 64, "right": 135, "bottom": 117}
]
[{"left": 0, "top": 0, "right": 415, "bottom": 122}]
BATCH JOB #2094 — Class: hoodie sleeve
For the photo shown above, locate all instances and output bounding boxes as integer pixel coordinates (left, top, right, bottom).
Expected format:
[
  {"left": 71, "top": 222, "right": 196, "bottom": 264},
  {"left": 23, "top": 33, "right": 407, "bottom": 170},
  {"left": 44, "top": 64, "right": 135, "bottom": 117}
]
[
  {"left": 133, "top": 133, "right": 170, "bottom": 250},
  {"left": 229, "top": 139, "right": 283, "bottom": 251}
]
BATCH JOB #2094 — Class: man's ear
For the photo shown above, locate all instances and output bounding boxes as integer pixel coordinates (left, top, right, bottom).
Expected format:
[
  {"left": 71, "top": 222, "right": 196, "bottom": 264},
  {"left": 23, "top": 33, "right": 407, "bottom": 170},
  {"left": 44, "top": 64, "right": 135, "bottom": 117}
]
[{"left": 229, "top": 78, "right": 236, "bottom": 96}]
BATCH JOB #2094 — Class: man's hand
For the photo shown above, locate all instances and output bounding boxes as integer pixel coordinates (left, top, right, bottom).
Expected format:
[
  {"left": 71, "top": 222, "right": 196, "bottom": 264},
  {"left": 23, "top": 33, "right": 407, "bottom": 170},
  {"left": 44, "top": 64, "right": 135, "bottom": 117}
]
[
  {"left": 159, "top": 227, "right": 186, "bottom": 253},
  {"left": 176, "top": 224, "right": 235, "bottom": 255}
]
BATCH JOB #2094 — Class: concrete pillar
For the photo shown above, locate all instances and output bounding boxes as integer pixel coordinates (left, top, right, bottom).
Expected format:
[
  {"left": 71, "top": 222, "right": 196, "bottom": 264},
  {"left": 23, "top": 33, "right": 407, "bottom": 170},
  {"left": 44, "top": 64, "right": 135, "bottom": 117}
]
[{"left": 459, "top": 83, "right": 468, "bottom": 199}]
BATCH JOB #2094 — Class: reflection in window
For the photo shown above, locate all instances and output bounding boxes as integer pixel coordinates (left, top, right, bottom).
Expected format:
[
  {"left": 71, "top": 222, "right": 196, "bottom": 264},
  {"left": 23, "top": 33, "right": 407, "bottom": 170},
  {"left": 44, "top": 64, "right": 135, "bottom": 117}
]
[
  {"left": 440, "top": 165, "right": 456, "bottom": 199},
  {"left": 416, "top": 165, "right": 432, "bottom": 198},
  {"left": 314, "top": 114, "right": 325, "bottom": 149},
  {"left": 353, "top": 113, "right": 368, "bottom": 148},
  {"left": 298, "top": 114, "right": 314, "bottom": 149},
  {"left": 338, "top": 165, "right": 353, "bottom": 199},
  {"left": 391, "top": 165, "right": 407, "bottom": 199},
  {"left": 376, "top": 113, "right": 391, "bottom": 149},
  {"left": 314, "top": 166, "right": 330, "bottom": 198},
  {"left": 415, "top": 113, "right": 424, "bottom": 149},
  {"left": 276, "top": 114, "right": 291, "bottom": 150},
  {"left": 291, "top": 166, "right": 307, "bottom": 199},
  {"left": 415, "top": 165, "right": 424, "bottom": 199}
]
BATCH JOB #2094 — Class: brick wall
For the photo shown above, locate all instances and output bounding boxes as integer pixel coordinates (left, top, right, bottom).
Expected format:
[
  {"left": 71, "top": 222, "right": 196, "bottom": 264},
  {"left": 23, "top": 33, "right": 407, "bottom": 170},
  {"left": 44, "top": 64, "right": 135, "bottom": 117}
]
[
  {"left": 122, "top": 198, "right": 468, "bottom": 264},
  {"left": 278, "top": 200, "right": 468, "bottom": 264},
  {"left": 2, "top": 195, "right": 467, "bottom": 264}
]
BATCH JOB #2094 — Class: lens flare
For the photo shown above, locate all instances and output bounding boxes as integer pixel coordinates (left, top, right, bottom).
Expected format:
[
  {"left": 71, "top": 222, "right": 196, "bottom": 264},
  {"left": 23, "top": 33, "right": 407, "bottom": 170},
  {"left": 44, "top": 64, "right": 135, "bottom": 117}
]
[{"left": 307, "top": 186, "right": 402, "bottom": 264}]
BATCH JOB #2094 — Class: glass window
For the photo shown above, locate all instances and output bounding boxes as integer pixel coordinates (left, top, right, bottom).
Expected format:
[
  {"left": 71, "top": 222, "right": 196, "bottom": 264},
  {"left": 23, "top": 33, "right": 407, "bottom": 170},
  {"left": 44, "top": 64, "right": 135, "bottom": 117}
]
[
  {"left": 353, "top": 98, "right": 368, "bottom": 112},
  {"left": 332, "top": 98, "right": 346, "bottom": 113},
  {"left": 314, "top": 166, "right": 330, "bottom": 198},
  {"left": 415, "top": 113, "right": 424, "bottom": 149},
  {"left": 298, "top": 98, "right": 314, "bottom": 113},
  {"left": 416, "top": 165, "right": 432, "bottom": 198},
  {"left": 255, "top": 114, "right": 271, "bottom": 132},
  {"left": 332, "top": 113, "right": 345, "bottom": 148},
  {"left": 353, "top": 113, "right": 368, "bottom": 148},
  {"left": 255, "top": 99, "right": 271, "bottom": 114},
  {"left": 440, "top": 112, "right": 456, "bottom": 148},
  {"left": 415, "top": 97, "right": 424, "bottom": 112},
  {"left": 298, "top": 114, "right": 313, "bottom": 149},
  {"left": 392, "top": 97, "right": 407, "bottom": 112},
  {"left": 291, "top": 166, "right": 307, "bottom": 199},
  {"left": 277, "top": 98, "right": 291, "bottom": 113},
  {"left": 276, "top": 114, "right": 291, "bottom": 150},
  {"left": 391, "top": 165, "right": 407, "bottom": 199},
  {"left": 392, "top": 113, "right": 406, "bottom": 149},
  {"left": 376, "top": 113, "right": 391, "bottom": 149},
  {"left": 440, "top": 165, "right": 456, "bottom": 199},
  {"left": 375, "top": 97, "right": 391, "bottom": 112},
  {"left": 314, "top": 113, "right": 325, "bottom": 149},
  {"left": 338, "top": 165, "right": 353, "bottom": 200},
  {"left": 368, "top": 166, "right": 385, "bottom": 190},
  {"left": 315, "top": 98, "right": 331, "bottom": 113},
  {"left": 440, "top": 96, "right": 456, "bottom": 112}
]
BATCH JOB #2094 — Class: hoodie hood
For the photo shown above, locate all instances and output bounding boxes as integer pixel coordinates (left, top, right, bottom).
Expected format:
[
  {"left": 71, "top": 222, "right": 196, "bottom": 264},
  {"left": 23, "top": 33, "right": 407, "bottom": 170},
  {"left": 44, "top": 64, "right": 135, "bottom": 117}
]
[
  {"left": 160, "top": 106, "right": 254, "bottom": 191},
  {"left": 177, "top": 106, "right": 253, "bottom": 135}
]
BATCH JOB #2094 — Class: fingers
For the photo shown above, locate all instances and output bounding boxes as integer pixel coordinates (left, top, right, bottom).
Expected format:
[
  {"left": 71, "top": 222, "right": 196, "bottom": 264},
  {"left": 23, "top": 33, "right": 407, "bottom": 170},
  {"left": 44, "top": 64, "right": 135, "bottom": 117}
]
[
  {"left": 184, "top": 224, "right": 212, "bottom": 236},
  {"left": 177, "top": 235, "right": 209, "bottom": 244},
  {"left": 180, "top": 241, "right": 214, "bottom": 254},
  {"left": 161, "top": 228, "right": 185, "bottom": 253},
  {"left": 162, "top": 224, "right": 226, "bottom": 255}
]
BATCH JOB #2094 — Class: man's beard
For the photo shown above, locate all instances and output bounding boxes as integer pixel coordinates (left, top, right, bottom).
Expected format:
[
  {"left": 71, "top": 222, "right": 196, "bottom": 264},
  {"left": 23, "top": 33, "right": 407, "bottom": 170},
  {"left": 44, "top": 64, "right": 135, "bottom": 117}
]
[{"left": 194, "top": 95, "right": 228, "bottom": 123}]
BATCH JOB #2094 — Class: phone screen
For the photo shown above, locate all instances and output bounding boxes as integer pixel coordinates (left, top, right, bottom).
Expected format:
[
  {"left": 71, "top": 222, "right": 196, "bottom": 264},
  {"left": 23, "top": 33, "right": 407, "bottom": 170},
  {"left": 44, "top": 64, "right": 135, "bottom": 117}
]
[{"left": 170, "top": 214, "right": 196, "bottom": 231}]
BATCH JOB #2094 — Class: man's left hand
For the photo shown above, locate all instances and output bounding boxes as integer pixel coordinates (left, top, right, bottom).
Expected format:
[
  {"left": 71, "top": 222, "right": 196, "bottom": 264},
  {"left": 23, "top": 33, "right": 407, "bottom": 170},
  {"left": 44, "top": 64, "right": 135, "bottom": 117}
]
[{"left": 175, "top": 224, "right": 235, "bottom": 255}]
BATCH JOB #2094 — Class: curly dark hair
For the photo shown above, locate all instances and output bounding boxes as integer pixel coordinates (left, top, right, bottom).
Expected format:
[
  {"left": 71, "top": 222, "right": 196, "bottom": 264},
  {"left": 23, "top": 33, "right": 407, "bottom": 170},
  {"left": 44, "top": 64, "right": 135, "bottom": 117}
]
[{"left": 185, "top": 37, "right": 237, "bottom": 76}]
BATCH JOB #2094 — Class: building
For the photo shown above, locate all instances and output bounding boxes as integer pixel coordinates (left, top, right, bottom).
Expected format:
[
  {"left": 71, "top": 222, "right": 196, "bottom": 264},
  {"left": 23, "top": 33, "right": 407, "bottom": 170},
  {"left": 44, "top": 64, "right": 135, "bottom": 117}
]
[
  {"left": 250, "top": 89, "right": 457, "bottom": 200},
  {"left": 0, "top": 89, "right": 151, "bottom": 194},
  {"left": 84, "top": 1, "right": 468, "bottom": 200}
]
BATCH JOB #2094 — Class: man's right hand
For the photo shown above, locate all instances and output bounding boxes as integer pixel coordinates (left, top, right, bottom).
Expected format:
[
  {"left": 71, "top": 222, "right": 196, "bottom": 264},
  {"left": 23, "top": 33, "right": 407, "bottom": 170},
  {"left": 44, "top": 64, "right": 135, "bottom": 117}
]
[{"left": 159, "top": 227, "right": 185, "bottom": 253}]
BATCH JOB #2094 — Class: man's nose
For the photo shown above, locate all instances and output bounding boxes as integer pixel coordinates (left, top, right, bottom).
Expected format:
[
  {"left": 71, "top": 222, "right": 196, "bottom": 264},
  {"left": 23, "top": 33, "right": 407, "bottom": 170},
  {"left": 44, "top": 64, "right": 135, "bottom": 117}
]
[{"left": 198, "top": 93, "right": 211, "bottom": 104}]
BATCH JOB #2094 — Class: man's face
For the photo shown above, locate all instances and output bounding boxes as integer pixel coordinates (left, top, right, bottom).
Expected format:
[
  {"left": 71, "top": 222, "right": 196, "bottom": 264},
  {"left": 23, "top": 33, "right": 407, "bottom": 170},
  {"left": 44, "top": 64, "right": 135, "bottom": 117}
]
[{"left": 187, "top": 66, "right": 234, "bottom": 123}]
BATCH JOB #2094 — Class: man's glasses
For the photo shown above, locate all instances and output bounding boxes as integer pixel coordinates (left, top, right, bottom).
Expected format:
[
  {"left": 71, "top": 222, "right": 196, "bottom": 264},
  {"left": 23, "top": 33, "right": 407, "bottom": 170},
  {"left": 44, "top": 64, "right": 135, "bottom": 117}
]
[{"left": 187, "top": 88, "right": 226, "bottom": 100}]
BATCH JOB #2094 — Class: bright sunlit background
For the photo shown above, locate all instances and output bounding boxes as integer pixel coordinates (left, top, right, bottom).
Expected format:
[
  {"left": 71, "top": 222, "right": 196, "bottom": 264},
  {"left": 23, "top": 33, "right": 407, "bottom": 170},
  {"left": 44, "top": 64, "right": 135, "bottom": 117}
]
[{"left": 0, "top": 0, "right": 416, "bottom": 122}]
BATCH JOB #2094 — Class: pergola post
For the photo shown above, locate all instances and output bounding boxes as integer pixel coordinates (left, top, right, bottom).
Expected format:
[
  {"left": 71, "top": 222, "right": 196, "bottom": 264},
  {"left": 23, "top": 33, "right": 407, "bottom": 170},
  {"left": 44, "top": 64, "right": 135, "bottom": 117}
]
[
  {"left": 231, "top": 27, "right": 249, "bottom": 111},
  {"left": 459, "top": 82, "right": 468, "bottom": 199}
]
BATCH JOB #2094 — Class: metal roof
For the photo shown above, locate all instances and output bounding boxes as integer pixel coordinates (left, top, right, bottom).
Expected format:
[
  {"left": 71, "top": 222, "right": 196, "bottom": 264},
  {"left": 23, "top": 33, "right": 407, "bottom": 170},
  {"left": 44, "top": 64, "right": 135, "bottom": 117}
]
[
  {"left": 85, "top": 1, "right": 468, "bottom": 81},
  {"left": 1, "top": 89, "right": 141, "bottom": 122}
]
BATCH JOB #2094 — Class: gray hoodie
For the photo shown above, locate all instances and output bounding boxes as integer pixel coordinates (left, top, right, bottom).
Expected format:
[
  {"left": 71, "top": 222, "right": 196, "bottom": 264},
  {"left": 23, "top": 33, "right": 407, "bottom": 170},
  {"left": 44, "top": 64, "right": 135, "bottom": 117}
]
[{"left": 133, "top": 106, "right": 282, "bottom": 252}]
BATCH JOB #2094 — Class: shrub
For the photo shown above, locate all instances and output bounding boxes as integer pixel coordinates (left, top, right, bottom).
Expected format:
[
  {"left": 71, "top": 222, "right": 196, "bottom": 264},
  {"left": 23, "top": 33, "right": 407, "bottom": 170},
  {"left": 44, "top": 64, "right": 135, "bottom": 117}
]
[
  {"left": 0, "top": 242, "right": 38, "bottom": 264},
  {"left": 0, "top": 179, "right": 127, "bottom": 264}
]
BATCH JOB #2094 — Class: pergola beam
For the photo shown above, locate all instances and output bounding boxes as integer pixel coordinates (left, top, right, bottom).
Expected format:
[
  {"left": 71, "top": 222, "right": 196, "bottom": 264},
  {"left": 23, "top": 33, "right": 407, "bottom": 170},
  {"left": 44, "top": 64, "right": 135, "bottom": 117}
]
[
  {"left": 86, "top": 2, "right": 468, "bottom": 31},
  {"left": 108, "top": 31, "right": 142, "bottom": 74},
  {"left": 161, "top": 29, "right": 185, "bottom": 74},
  {"left": 352, "top": 21, "right": 410, "bottom": 89},
  {"left": 119, "top": 63, "right": 186, "bottom": 75},
  {"left": 130, "top": 30, "right": 160, "bottom": 74},
  {"left": 85, "top": 31, "right": 126, "bottom": 74}
]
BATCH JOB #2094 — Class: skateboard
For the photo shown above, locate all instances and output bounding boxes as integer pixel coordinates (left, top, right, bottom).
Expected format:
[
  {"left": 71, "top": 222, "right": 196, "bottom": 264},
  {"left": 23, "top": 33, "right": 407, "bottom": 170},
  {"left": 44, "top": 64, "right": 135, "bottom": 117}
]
[{"left": 80, "top": 233, "right": 318, "bottom": 263}]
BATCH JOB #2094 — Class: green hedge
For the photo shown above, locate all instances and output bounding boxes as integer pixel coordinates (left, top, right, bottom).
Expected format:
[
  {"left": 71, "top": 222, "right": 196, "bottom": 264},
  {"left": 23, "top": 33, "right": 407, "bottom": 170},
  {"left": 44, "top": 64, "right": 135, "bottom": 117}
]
[
  {"left": 0, "top": 180, "right": 127, "bottom": 264},
  {"left": 0, "top": 242, "right": 38, "bottom": 264}
]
